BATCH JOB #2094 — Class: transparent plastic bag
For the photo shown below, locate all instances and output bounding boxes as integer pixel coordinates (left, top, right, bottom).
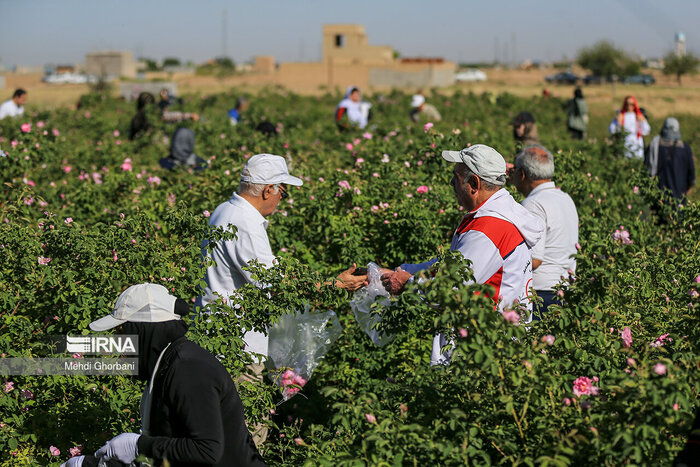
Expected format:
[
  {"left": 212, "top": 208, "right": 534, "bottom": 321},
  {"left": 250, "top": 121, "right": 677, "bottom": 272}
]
[
  {"left": 267, "top": 305, "right": 342, "bottom": 400},
  {"left": 350, "top": 262, "right": 395, "bottom": 346}
]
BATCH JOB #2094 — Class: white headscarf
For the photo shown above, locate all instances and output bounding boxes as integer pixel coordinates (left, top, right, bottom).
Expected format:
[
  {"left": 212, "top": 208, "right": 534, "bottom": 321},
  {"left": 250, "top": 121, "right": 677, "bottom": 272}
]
[{"left": 337, "top": 86, "right": 370, "bottom": 129}]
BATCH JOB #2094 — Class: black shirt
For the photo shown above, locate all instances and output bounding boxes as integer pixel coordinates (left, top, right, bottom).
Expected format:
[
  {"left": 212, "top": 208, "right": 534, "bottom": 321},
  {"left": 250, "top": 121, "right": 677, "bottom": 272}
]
[{"left": 655, "top": 141, "right": 696, "bottom": 200}]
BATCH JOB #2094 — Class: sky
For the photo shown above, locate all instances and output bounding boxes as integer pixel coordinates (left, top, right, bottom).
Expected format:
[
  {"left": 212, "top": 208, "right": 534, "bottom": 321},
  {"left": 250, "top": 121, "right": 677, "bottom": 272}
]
[{"left": 1, "top": 0, "right": 698, "bottom": 68}]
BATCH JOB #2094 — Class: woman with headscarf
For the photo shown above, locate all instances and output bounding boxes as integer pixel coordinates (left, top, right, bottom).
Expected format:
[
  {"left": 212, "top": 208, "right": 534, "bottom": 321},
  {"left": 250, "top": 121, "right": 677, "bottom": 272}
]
[
  {"left": 645, "top": 117, "right": 695, "bottom": 201},
  {"left": 566, "top": 88, "right": 588, "bottom": 140},
  {"left": 159, "top": 127, "right": 207, "bottom": 170},
  {"left": 608, "top": 95, "right": 651, "bottom": 159},
  {"left": 335, "top": 86, "right": 371, "bottom": 130},
  {"left": 129, "top": 92, "right": 156, "bottom": 140}
]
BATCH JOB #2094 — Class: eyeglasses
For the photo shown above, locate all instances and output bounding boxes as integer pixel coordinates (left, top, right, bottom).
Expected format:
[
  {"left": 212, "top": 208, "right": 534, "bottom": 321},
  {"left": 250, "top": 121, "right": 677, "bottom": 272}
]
[{"left": 279, "top": 185, "right": 289, "bottom": 199}]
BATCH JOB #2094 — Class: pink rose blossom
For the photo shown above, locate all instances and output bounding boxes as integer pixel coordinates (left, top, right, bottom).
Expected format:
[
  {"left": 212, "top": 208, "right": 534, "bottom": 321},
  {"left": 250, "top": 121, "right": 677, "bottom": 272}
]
[
  {"left": 21, "top": 123, "right": 31, "bottom": 133},
  {"left": 673, "top": 403, "right": 679, "bottom": 411},
  {"left": 459, "top": 328, "right": 468, "bottom": 338},
  {"left": 355, "top": 157, "right": 365, "bottom": 166},
  {"left": 121, "top": 158, "right": 132, "bottom": 171},
  {"left": 694, "top": 275, "right": 700, "bottom": 283},
  {"left": 4, "top": 381, "right": 14, "bottom": 392},
  {"left": 38, "top": 256, "right": 51, "bottom": 265},
  {"left": 620, "top": 327, "right": 632, "bottom": 348},
  {"left": 502, "top": 310, "right": 520, "bottom": 324},
  {"left": 365, "top": 413, "right": 377, "bottom": 424},
  {"left": 203, "top": 210, "right": 211, "bottom": 217},
  {"left": 62, "top": 165, "right": 72, "bottom": 173},
  {"left": 345, "top": 143, "right": 354, "bottom": 151},
  {"left": 65, "top": 217, "right": 73, "bottom": 225},
  {"left": 52, "top": 128, "right": 60, "bottom": 136},
  {"left": 294, "top": 437, "right": 304, "bottom": 445},
  {"left": 572, "top": 376, "right": 599, "bottom": 396},
  {"left": 654, "top": 363, "right": 667, "bottom": 375},
  {"left": 416, "top": 185, "right": 429, "bottom": 194},
  {"left": 690, "top": 290, "right": 699, "bottom": 299},
  {"left": 541, "top": 335, "right": 555, "bottom": 346},
  {"left": 633, "top": 186, "right": 639, "bottom": 194},
  {"left": 563, "top": 397, "right": 571, "bottom": 406},
  {"left": 338, "top": 180, "right": 351, "bottom": 190},
  {"left": 69, "top": 445, "right": 82, "bottom": 457},
  {"left": 627, "top": 358, "right": 636, "bottom": 367},
  {"left": 362, "top": 132, "right": 372, "bottom": 139},
  {"left": 49, "top": 446, "right": 60, "bottom": 456},
  {"left": 423, "top": 122, "right": 434, "bottom": 132}
]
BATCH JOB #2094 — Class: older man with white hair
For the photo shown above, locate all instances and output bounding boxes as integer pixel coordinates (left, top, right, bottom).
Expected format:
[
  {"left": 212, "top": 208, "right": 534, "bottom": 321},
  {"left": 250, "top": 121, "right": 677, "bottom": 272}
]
[
  {"left": 509, "top": 144, "right": 579, "bottom": 317},
  {"left": 381, "top": 144, "right": 544, "bottom": 365}
]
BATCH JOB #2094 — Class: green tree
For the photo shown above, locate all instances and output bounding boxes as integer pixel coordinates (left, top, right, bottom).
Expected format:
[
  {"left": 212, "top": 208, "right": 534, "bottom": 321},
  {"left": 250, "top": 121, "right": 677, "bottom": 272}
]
[
  {"left": 663, "top": 51, "right": 700, "bottom": 85},
  {"left": 162, "top": 57, "right": 181, "bottom": 68},
  {"left": 577, "top": 40, "right": 638, "bottom": 79}
]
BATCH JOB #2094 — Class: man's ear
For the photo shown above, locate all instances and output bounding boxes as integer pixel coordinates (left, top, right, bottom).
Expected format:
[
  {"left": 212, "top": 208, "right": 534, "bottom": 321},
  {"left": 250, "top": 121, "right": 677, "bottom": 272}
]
[
  {"left": 467, "top": 174, "right": 480, "bottom": 191},
  {"left": 261, "top": 184, "right": 273, "bottom": 200}
]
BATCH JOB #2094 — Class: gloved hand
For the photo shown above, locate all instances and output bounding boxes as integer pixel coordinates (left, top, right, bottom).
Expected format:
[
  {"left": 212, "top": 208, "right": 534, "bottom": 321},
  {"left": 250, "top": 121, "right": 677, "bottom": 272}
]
[
  {"left": 60, "top": 455, "right": 85, "bottom": 467},
  {"left": 94, "top": 433, "right": 140, "bottom": 464}
]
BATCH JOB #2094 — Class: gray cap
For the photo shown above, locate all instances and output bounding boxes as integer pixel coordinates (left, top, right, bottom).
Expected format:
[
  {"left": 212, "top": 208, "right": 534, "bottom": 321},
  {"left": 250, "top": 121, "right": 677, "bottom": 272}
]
[
  {"left": 661, "top": 117, "right": 681, "bottom": 141},
  {"left": 89, "top": 283, "right": 179, "bottom": 331},
  {"left": 442, "top": 144, "right": 507, "bottom": 186}
]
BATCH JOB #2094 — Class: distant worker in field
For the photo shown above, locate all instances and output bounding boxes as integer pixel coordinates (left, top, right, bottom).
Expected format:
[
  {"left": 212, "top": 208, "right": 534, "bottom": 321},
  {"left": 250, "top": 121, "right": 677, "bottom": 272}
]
[
  {"left": 608, "top": 95, "right": 650, "bottom": 159},
  {"left": 229, "top": 97, "right": 249, "bottom": 125},
  {"left": 566, "top": 88, "right": 588, "bottom": 140},
  {"left": 0, "top": 88, "right": 27, "bottom": 120},
  {"left": 509, "top": 145, "right": 579, "bottom": 317},
  {"left": 379, "top": 144, "right": 543, "bottom": 365},
  {"left": 335, "top": 86, "right": 372, "bottom": 130},
  {"left": 410, "top": 92, "right": 442, "bottom": 123},
  {"left": 512, "top": 111, "right": 540, "bottom": 149},
  {"left": 645, "top": 117, "right": 695, "bottom": 201},
  {"left": 157, "top": 87, "right": 178, "bottom": 111},
  {"left": 159, "top": 127, "right": 208, "bottom": 170},
  {"left": 129, "top": 92, "right": 156, "bottom": 140}
]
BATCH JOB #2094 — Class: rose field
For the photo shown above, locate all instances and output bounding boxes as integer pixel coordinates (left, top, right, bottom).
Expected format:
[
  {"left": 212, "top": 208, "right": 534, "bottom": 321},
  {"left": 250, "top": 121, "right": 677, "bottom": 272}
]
[{"left": 1, "top": 88, "right": 699, "bottom": 466}]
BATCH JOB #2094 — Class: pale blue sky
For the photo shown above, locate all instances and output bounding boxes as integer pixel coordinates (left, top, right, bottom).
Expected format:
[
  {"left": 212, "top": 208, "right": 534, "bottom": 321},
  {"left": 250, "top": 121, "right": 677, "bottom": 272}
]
[{"left": 1, "top": 0, "right": 697, "bottom": 67}]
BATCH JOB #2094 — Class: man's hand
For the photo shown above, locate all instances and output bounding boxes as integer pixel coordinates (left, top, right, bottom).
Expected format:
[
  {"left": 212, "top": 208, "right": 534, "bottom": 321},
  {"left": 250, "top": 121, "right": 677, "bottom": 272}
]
[
  {"left": 335, "top": 263, "right": 369, "bottom": 292},
  {"left": 94, "top": 433, "right": 140, "bottom": 464},
  {"left": 381, "top": 267, "right": 413, "bottom": 295}
]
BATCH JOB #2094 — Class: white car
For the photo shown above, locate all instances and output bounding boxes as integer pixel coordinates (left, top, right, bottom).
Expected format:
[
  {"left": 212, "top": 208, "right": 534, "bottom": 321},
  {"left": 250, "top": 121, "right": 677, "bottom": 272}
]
[{"left": 455, "top": 69, "right": 487, "bottom": 82}]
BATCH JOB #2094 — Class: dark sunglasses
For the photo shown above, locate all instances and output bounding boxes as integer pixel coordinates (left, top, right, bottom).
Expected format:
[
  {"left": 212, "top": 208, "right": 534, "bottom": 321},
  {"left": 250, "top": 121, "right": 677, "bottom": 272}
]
[{"left": 279, "top": 186, "right": 289, "bottom": 199}]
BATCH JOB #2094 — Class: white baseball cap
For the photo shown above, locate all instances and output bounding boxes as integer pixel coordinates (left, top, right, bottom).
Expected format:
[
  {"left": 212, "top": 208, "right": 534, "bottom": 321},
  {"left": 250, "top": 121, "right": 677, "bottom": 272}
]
[
  {"left": 89, "top": 283, "right": 179, "bottom": 331},
  {"left": 411, "top": 94, "right": 425, "bottom": 108},
  {"left": 442, "top": 144, "right": 507, "bottom": 186},
  {"left": 240, "top": 154, "right": 303, "bottom": 186}
]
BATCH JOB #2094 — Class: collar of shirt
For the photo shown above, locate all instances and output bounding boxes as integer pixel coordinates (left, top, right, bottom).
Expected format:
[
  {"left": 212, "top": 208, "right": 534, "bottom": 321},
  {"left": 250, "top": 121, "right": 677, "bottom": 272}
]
[
  {"left": 526, "top": 181, "right": 556, "bottom": 198},
  {"left": 228, "top": 192, "right": 269, "bottom": 230}
]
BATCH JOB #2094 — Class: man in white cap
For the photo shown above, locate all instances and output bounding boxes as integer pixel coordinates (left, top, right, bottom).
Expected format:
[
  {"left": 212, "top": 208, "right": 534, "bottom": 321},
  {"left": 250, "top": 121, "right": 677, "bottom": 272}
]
[
  {"left": 197, "top": 153, "right": 366, "bottom": 442},
  {"left": 380, "top": 144, "right": 543, "bottom": 365},
  {"left": 410, "top": 92, "right": 442, "bottom": 123},
  {"left": 61, "top": 283, "right": 266, "bottom": 467}
]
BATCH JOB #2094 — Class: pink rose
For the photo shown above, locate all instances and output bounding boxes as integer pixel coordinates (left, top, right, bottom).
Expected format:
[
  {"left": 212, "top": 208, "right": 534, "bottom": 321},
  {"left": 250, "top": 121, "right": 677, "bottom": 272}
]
[
  {"left": 563, "top": 397, "right": 571, "bottom": 406},
  {"left": 62, "top": 165, "right": 72, "bottom": 173},
  {"left": 345, "top": 143, "right": 354, "bottom": 151},
  {"left": 49, "top": 446, "right": 60, "bottom": 456},
  {"left": 38, "top": 256, "right": 51, "bottom": 265},
  {"left": 365, "top": 413, "right": 377, "bottom": 424},
  {"left": 502, "top": 310, "right": 520, "bottom": 324},
  {"left": 21, "top": 123, "right": 31, "bottom": 133},
  {"left": 338, "top": 180, "right": 351, "bottom": 191},
  {"left": 423, "top": 122, "right": 434, "bottom": 132},
  {"left": 294, "top": 437, "right": 304, "bottom": 446},
  {"left": 416, "top": 185, "right": 429, "bottom": 194},
  {"left": 673, "top": 403, "right": 679, "bottom": 411},
  {"left": 355, "top": 157, "right": 365, "bottom": 166},
  {"left": 620, "top": 327, "right": 632, "bottom": 348},
  {"left": 362, "top": 132, "right": 372, "bottom": 139},
  {"left": 633, "top": 186, "right": 639, "bottom": 194},
  {"left": 69, "top": 445, "right": 82, "bottom": 457},
  {"left": 572, "top": 376, "right": 599, "bottom": 396},
  {"left": 4, "top": 381, "right": 14, "bottom": 392},
  {"left": 541, "top": 335, "right": 555, "bottom": 346},
  {"left": 203, "top": 210, "right": 211, "bottom": 218},
  {"left": 627, "top": 358, "right": 636, "bottom": 367},
  {"left": 458, "top": 328, "right": 468, "bottom": 338},
  {"left": 654, "top": 363, "right": 667, "bottom": 375},
  {"left": 694, "top": 275, "right": 700, "bottom": 283}
]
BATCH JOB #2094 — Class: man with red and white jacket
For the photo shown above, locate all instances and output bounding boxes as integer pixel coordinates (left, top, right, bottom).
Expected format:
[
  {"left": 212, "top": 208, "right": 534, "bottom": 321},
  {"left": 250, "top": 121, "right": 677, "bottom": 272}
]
[{"left": 381, "top": 144, "right": 544, "bottom": 365}]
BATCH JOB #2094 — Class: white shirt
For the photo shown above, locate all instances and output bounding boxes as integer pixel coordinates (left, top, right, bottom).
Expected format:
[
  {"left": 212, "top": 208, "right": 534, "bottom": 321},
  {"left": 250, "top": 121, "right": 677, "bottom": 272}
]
[
  {"left": 608, "top": 111, "right": 650, "bottom": 159},
  {"left": 521, "top": 182, "right": 579, "bottom": 291},
  {"left": 198, "top": 193, "right": 276, "bottom": 358},
  {"left": 0, "top": 99, "right": 24, "bottom": 119}
]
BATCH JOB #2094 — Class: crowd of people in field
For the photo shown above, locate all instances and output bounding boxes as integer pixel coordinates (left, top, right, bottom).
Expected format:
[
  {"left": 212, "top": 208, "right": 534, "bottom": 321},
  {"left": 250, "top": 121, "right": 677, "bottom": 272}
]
[{"left": 1, "top": 84, "right": 696, "bottom": 466}]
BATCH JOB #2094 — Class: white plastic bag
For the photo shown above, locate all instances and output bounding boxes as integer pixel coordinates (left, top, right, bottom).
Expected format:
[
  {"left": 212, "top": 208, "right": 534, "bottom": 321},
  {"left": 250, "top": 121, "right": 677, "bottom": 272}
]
[
  {"left": 267, "top": 305, "right": 342, "bottom": 400},
  {"left": 350, "top": 262, "right": 395, "bottom": 346}
]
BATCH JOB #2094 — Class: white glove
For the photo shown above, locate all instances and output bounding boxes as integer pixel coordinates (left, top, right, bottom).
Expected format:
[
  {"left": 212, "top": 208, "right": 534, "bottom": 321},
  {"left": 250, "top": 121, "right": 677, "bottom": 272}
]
[
  {"left": 60, "top": 456, "right": 85, "bottom": 467},
  {"left": 94, "top": 432, "right": 140, "bottom": 464}
]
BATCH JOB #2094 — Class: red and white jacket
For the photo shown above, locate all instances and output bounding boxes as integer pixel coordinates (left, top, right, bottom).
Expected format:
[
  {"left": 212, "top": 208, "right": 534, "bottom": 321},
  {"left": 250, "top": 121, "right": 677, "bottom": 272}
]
[{"left": 400, "top": 189, "right": 544, "bottom": 364}]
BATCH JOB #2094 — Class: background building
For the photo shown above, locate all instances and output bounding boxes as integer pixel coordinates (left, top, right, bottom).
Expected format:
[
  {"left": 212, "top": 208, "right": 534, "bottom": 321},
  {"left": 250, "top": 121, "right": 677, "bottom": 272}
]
[{"left": 85, "top": 51, "right": 137, "bottom": 78}]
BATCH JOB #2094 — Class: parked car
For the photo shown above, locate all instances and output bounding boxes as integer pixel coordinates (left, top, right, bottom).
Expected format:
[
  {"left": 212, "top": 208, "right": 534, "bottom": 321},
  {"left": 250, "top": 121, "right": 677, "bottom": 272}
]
[
  {"left": 544, "top": 71, "right": 579, "bottom": 84},
  {"left": 622, "top": 74, "right": 655, "bottom": 85},
  {"left": 455, "top": 69, "right": 487, "bottom": 82}
]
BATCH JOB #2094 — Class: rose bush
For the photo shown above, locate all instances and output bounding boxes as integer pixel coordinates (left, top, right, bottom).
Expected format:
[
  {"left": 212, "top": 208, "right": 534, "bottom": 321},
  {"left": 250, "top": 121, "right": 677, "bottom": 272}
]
[{"left": 0, "top": 88, "right": 698, "bottom": 465}]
